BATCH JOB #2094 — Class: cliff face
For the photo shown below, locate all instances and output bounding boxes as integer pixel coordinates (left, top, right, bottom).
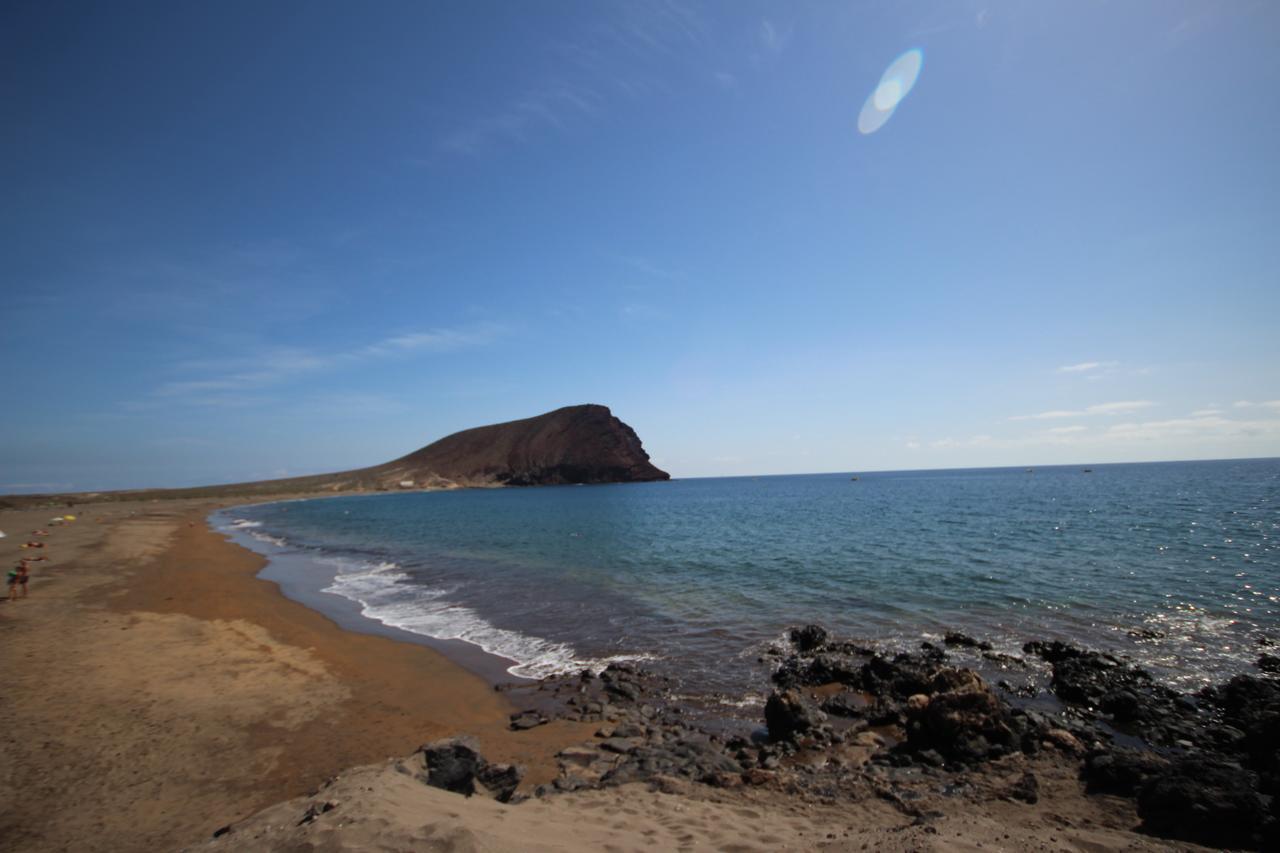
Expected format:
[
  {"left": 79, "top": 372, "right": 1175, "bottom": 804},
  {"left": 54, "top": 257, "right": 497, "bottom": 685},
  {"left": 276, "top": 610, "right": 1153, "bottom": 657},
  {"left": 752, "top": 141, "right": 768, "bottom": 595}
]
[{"left": 372, "top": 404, "right": 670, "bottom": 487}]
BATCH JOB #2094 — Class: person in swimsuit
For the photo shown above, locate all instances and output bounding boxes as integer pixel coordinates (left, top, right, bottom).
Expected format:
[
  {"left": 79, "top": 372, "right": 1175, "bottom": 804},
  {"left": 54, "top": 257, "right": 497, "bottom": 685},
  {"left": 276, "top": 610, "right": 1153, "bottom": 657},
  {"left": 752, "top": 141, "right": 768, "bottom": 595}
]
[
  {"left": 6, "top": 566, "right": 18, "bottom": 601},
  {"left": 17, "top": 563, "right": 29, "bottom": 597}
]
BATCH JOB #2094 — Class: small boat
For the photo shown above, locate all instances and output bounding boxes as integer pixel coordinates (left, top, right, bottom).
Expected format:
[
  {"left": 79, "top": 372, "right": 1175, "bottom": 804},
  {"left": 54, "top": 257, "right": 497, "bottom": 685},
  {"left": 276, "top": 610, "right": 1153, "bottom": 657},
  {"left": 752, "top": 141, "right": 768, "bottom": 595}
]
[
  {"left": 850, "top": 476, "right": 859, "bottom": 481},
  {"left": 1082, "top": 468, "right": 1093, "bottom": 473}
]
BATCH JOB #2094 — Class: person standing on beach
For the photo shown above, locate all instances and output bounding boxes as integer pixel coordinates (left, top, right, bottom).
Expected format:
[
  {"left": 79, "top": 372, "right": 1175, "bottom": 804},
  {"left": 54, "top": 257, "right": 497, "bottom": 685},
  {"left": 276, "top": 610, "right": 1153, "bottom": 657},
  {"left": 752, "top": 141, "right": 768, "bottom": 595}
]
[
  {"left": 6, "top": 565, "right": 19, "bottom": 601},
  {"left": 17, "top": 563, "right": 30, "bottom": 597}
]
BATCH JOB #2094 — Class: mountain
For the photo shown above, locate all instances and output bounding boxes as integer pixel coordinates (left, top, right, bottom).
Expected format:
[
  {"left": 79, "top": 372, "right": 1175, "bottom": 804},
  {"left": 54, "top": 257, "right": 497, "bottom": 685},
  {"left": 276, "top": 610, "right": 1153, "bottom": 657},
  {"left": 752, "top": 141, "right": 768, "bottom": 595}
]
[
  {"left": 0, "top": 405, "right": 668, "bottom": 507},
  {"left": 369, "top": 404, "right": 669, "bottom": 487}
]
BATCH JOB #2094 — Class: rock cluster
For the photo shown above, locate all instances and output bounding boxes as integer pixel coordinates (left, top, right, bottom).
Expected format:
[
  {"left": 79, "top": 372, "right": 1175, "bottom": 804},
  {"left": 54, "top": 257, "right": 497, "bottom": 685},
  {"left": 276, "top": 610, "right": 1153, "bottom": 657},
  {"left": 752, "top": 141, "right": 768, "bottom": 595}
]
[
  {"left": 764, "top": 628, "right": 1038, "bottom": 768},
  {"left": 494, "top": 627, "right": 1280, "bottom": 850},
  {"left": 414, "top": 737, "right": 525, "bottom": 803},
  {"left": 1025, "top": 640, "right": 1280, "bottom": 849}
]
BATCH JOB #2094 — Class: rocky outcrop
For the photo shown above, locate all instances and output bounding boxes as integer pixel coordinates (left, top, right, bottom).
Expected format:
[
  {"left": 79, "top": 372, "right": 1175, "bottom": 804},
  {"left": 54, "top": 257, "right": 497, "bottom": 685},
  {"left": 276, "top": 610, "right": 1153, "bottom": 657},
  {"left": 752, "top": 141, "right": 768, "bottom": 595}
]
[
  {"left": 369, "top": 404, "right": 669, "bottom": 487},
  {"left": 764, "top": 689, "right": 827, "bottom": 741},
  {"left": 418, "top": 737, "right": 524, "bottom": 803},
  {"left": 1137, "top": 757, "right": 1267, "bottom": 847}
]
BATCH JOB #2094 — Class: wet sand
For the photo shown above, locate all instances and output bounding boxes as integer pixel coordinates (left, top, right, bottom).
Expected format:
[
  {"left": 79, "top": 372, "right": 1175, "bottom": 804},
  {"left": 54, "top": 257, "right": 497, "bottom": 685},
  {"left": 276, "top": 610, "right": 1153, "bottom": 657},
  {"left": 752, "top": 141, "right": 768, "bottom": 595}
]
[{"left": 0, "top": 497, "right": 592, "bottom": 853}]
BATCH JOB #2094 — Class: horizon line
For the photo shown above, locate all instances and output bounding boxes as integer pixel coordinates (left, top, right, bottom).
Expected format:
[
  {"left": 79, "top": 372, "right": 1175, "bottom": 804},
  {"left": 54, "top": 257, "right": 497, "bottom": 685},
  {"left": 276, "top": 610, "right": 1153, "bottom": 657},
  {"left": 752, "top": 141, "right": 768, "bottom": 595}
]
[{"left": 3, "top": 454, "right": 1277, "bottom": 499}]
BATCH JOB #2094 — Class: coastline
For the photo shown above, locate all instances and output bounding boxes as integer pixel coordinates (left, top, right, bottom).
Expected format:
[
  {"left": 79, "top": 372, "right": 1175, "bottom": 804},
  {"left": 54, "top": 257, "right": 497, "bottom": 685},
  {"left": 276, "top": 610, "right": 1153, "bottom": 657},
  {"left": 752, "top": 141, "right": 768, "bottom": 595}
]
[
  {"left": 2, "top": 490, "right": 1267, "bottom": 851},
  {"left": 214, "top": 503, "right": 534, "bottom": 685},
  {"left": 0, "top": 495, "right": 594, "bottom": 853}
]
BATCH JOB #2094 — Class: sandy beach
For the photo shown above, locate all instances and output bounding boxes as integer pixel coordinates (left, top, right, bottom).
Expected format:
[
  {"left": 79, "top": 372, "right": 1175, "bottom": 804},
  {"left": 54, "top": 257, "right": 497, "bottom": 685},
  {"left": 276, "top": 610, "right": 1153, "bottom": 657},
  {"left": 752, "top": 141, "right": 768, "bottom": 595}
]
[
  {"left": 0, "top": 494, "right": 1226, "bottom": 852},
  {"left": 0, "top": 496, "right": 594, "bottom": 852}
]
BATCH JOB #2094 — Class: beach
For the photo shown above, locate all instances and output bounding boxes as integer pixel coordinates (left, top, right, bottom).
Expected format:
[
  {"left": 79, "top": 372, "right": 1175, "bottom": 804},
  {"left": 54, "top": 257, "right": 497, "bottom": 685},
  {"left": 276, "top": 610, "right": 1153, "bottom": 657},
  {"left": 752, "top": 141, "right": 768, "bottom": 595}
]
[
  {"left": 0, "top": 496, "right": 594, "bottom": 852},
  {"left": 0, "top": 493, "right": 1238, "bottom": 852}
]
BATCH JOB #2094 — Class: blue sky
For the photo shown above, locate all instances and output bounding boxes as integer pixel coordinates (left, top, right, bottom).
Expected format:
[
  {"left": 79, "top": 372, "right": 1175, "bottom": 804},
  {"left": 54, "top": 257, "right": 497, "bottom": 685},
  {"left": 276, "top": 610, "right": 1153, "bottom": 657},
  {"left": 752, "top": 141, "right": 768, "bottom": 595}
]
[{"left": 3, "top": 0, "right": 1278, "bottom": 491}]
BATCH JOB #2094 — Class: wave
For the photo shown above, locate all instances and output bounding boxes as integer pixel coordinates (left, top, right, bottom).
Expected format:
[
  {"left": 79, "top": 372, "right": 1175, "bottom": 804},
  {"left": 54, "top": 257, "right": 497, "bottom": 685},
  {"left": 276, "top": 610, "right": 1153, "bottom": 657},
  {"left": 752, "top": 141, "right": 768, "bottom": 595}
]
[
  {"left": 221, "top": 517, "right": 289, "bottom": 547},
  {"left": 319, "top": 557, "right": 650, "bottom": 680},
  {"left": 247, "top": 530, "right": 289, "bottom": 547},
  {"left": 218, "top": 509, "right": 639, "bottom": 680}
]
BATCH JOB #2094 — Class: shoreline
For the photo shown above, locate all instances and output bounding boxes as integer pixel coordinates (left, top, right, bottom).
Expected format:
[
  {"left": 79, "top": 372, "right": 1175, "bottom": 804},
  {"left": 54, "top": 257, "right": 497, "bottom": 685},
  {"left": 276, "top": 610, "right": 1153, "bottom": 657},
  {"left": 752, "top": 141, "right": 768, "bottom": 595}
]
[
  {"left": 216, "top": 489, "right": 1267, "bottom": 716},
  {"left": 0, "top": 495, "right": 595, "bottom": 853},
  {"left": 3, "top": 490, "right": 1273, "bottom": 851},
  {"left": 214, "top": 506, "right": 531, "bottom": 685}
]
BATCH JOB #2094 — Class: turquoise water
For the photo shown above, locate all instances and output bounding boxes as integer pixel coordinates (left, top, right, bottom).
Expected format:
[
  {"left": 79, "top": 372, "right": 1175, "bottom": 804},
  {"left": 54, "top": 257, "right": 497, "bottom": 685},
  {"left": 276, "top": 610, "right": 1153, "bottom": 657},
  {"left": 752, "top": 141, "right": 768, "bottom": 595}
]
[{"left": 219, "top": 459, "right": 1280, "bottom": 699}]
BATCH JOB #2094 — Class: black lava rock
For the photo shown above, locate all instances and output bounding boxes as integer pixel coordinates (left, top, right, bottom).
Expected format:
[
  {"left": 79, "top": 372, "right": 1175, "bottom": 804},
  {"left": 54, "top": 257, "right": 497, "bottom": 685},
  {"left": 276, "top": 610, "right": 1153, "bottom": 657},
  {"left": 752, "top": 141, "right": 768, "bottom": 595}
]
[
  {"left": 422, "top": 737, "right": 485, "bottom": 796},
  {"left": 764, "top": 689, "right": 827, "bottom": 742},
  {"left": 943, "top": 632, "right": 992, "bottom": 651},
  {"left": 1137, "top": 757, "right": 1267, "bottom": 848},
  {"left": 790, "top": 624, "right": 829, "bottom": 653},
  {"left": 1081, "top": 748, "right": 1169, "bottom": 797},
  {"left": 476, "top": 763, "right": 525, "bottom": 803}
]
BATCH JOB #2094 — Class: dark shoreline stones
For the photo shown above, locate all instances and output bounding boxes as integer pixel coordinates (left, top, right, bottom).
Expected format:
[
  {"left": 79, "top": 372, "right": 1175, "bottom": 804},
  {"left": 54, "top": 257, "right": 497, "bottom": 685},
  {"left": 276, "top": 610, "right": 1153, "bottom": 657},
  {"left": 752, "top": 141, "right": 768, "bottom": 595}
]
[
  {"left": 790, "top": 624, "right": 829, "bottom": 653},
  {"left": 499, "top": 623, "right": 1280, "bottom": 850},
  {"left": 943, "top": 631, "right": 992, "bottom": 651},
  {"left": 420, "top": 737, "right": 525, "bottom": 802},
  {"left": 764, "top": 689, "right": 827, "bottom": 741},
  {"left": 1137, "top": 757, "right": 1268, "bottom": 848}
]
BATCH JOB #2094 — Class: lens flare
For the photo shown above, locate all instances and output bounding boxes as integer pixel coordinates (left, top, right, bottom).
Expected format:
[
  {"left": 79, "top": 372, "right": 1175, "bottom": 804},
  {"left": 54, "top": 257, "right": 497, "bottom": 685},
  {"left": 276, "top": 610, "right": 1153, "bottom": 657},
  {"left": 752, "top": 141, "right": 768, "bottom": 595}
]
[
  {"left": 858, "top": 48, "right": 924, "bottom": 135},
  {"left": 873, "top": 79, "right": 903, "bottom": 111}
]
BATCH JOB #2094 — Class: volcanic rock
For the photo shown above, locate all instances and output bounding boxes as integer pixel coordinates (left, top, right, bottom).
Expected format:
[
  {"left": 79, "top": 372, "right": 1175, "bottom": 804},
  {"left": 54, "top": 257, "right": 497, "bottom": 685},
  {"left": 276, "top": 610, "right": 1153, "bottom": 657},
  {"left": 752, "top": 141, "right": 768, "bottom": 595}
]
[
  {"left": 375, "top": 404, "right": 669, "bottom": 486},
  {"left": 790, "top": 624, "right": 829, "bottom": 653},
  {"left": 1137, "top": 757, "right": 1268, "bottom": 848},
  {"left": 1081, "top": 748, "right": 1169, "bottom": 797},
  {"left": 765, "top": 690, "right": 827, "bottom": 742},
  {"left": 419, "top": 737, "right": 524, "bottom": 802},
  {"left": 905, "top": 676, "right": 1018, "bottom": 763},
  {"left": 421, "top": 737, "right": 485, "bottom": 795},
  {"left": 943, "top": 632, "right": 992, "bottom": 651}
]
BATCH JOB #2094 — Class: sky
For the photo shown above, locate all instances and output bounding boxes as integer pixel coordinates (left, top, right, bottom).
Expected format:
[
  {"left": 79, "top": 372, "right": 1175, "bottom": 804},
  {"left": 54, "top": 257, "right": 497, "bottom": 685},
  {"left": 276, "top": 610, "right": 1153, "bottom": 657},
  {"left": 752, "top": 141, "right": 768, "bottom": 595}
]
[{"left": 2, "top": 0, "right": 1279, "bottom": 492}]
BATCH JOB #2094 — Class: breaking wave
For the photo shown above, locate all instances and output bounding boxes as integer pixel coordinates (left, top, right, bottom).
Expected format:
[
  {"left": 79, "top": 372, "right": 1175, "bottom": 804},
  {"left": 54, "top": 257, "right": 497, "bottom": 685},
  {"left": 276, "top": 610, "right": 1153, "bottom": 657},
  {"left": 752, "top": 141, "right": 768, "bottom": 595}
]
[{"left": 318, "top": 557, "right": 649, "bottom": 679}]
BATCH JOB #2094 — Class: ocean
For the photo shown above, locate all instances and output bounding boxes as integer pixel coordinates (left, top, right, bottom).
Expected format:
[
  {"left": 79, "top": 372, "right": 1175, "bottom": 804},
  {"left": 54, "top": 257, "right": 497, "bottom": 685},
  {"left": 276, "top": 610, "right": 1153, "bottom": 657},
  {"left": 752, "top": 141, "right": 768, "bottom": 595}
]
[{"left": 215, "top": 458, "right": 1279, "bottom": 708}]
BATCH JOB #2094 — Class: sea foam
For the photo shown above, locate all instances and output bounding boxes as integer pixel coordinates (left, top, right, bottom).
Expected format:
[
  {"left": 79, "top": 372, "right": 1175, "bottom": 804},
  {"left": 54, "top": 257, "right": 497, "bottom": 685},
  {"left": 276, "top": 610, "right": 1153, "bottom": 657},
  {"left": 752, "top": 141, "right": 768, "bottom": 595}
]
[{"left": 320, "top": 557, "right": 593, "bottom": 679}]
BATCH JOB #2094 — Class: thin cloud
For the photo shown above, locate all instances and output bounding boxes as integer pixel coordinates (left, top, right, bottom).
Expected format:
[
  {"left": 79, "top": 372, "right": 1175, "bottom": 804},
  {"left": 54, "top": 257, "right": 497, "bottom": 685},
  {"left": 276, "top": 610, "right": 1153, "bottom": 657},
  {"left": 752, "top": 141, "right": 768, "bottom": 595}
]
[
  {"left": 150, "top": 324, "right": 504, "bottom": 403},
  {"left": 1088, "top": 401, "right": 1156, "bottom": 415},
  {"left": 1057, "top": 361, "right": 1118, "bottom": 374},
  {"left": 925, "top": 412, "right": 1280, "bottom": 452},
  {"left": 1234, "top": 400, "right": 1280, "bottom": 410},
  {"left": 930, "top": 435, "right": 993, "bottom": 449},
  {"left": 758, "top": 19, "right": 790, "bottom": 54},
  {"left": 360, "top": 326, "right": 502, "bottom": 358},
  {"left": 1106, "top": 414, "right": 1280, "bottom": 441},
  {"left": 607, "top": 253, "right": 686, "bottom": 281},
  {"left": 437, "top": 84, "right": 603, "bottom": 156},
  {"left": 437, "top": 3, "right": 706, "bottom": 156},
  {"left": 1010, "top": 401, "right": 1155, "bottom": 421}
]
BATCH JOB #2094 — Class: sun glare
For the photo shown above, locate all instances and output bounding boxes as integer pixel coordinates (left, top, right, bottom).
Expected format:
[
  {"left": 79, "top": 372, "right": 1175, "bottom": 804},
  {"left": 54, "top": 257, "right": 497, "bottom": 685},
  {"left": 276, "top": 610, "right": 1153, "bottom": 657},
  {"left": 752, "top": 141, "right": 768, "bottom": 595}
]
[{"left": 858, "top": 48, "right": 924, "bottom": 135}]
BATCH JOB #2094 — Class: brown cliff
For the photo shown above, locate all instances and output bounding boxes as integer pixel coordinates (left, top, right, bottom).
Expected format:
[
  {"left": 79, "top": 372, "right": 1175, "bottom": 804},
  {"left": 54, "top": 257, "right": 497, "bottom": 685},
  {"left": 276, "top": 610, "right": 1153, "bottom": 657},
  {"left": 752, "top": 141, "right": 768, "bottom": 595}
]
[{"left": 371, "top": 404, "right": 669, "bottom": 487}]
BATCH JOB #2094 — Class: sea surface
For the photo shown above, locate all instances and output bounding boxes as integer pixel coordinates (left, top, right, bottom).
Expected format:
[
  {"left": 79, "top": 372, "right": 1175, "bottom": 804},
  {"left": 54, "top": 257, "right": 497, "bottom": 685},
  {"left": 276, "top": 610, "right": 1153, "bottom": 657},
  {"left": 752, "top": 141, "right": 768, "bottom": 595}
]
[{"left": 216, "top": 459, "right": 1279, "bottom": 705}]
